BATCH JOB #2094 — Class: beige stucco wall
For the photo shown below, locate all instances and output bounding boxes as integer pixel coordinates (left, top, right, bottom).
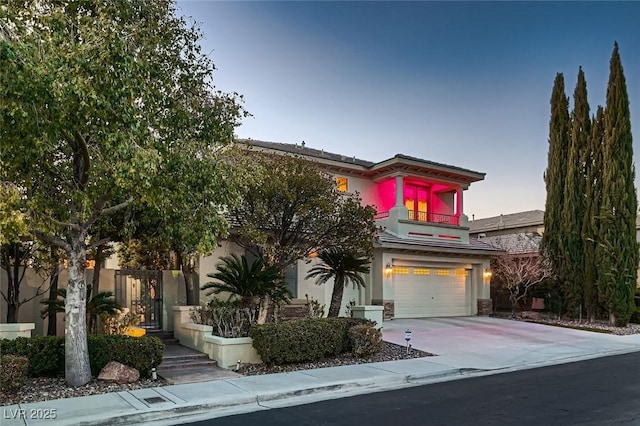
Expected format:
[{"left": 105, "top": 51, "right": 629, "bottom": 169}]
[{"left": 0, "top": 267, "right": 117, "bottom": 336}]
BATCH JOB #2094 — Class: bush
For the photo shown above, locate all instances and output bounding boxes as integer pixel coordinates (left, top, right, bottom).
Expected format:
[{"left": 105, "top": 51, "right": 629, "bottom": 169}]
[
  {"left": 100, "top": 308, "right": 142, "bottom": 335},
  {"left": 191, "top": 300, "right": 257, "bottom": 338},
  {"left": 0, "top": 355, "right": 29, "bottom": 393},
  {"left": 250, "top": 317, "right": 370, "bottom": 365},
  {"left": 0, "top": 336, "right": 64, "bottom": 376},
  {"left": 88, "top": 335, "right": 164, "bottom": 377},
  {"left": 348, "top": 324, "right": 382, "bottom": 357},
  {"left": 0, "top": 335, "right": 163, "bottom": 378},
  {"left": 630, "top": 307, "right": 640, "bottom": 324}
]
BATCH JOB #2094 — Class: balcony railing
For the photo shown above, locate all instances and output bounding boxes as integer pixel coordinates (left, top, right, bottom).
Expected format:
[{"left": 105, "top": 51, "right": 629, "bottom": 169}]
[{"left": 408, "top": 210, "right": 459, "bottom": 226}]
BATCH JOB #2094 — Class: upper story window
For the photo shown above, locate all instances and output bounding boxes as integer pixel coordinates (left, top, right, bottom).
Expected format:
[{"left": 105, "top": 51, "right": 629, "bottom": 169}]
[
  {"left": 336, "top": 176, "right": 348, "bottom": 192},
  {"left": 405, "top": 184, "right": 428, "bottom": 221}
]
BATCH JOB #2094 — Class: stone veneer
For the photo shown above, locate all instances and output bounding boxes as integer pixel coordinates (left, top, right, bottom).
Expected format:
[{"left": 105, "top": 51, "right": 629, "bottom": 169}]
[
  {"left": 372, "top": 299, "right": 394, "bottom": 320},
  {"left": 477, "top": 299, "right": 493, "bottom": 316}
]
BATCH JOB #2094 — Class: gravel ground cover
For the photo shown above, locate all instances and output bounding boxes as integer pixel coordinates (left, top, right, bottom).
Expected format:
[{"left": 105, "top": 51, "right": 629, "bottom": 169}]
[{"left": 0, "top": 342, "right": 431, "bottom": 406}]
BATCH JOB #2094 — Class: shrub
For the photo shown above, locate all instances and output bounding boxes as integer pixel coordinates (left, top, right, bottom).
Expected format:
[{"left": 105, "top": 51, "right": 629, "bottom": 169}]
[
  {"left": 0, "top": 355, "right": 29, "bottom": 393},
  {"left": 348, "top": 323, "right": 382, "bottom": 357},
  {"left": 0, "top": 335, "right": 163, "bottom": 378},
  {"left": 88, "top": 335, "right": 164, "bottom": 377},
  {"left": 250, "top": 317, "right": 370, "bottom": 365},
  {"left": 630, "top": 307, "right": 640, "bottom": 324},
  {"left": 100, "top": 308, "right": 142, "bottom": 335},
  {"left": 191, "top": 299, "right": 257, "bottom": 338},
  {"left": 304, "top": 294, "right": 325, "bottom": 319},
  {"left": 0, "top": 336, "right": 64, "bottom": 376}
]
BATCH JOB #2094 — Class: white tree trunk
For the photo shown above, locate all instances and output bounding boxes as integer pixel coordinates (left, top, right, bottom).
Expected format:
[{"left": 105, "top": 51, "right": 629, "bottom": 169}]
[{"left": 65, "top": 240, "right": 92, "bottom": 386}]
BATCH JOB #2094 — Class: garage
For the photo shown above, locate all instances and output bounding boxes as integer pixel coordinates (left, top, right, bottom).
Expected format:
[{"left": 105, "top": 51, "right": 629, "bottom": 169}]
[{"left": 393, "top": 266, "right": 471, "bottom": 318}]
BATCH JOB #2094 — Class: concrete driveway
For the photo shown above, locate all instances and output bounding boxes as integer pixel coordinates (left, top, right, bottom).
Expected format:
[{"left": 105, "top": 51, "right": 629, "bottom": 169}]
[{"left": 383, "top": 316, "right": 640, "bottom": 371}]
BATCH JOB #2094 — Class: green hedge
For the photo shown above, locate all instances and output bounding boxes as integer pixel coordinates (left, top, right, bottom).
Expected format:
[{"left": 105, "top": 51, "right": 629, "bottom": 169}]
[
  {"left": 0, "top": 335, "right": 163, "bottom": 378},
  {"left": 250, "top": 317, "right": 370, "bottom": 365}
]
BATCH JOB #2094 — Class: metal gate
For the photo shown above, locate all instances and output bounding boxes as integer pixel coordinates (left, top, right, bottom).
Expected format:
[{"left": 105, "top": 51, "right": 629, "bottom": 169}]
[{"left": 114, "top": 270, "right": 163, "bottom": 330}]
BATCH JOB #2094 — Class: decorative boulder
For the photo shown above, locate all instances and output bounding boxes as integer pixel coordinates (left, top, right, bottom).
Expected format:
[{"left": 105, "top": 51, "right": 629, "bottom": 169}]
[{"left": 98, "top": 361, "right": 140, "bottom": 384}]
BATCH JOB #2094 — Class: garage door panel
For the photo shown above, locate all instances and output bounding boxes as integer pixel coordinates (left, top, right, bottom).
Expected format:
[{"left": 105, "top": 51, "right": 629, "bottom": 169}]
[{"left": 393, "top": 266, "right": 470, "bottom": 318}]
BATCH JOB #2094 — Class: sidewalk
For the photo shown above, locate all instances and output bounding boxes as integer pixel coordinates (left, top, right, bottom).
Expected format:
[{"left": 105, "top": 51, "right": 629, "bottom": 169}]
[{"left": 4, "top": 319, "right": 640, "bottom": 426}]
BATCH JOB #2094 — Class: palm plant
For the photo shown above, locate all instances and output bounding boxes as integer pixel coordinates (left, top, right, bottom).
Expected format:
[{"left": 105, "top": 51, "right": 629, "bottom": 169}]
[
  {"left": 305, "top": 248, "right": 370, "bottom": 317},
  {"left": 41, "top": 285, "right": 121, "bottom": 334},
  {"left": 202, "top": 254, "right": 292, "bottom": 322}
]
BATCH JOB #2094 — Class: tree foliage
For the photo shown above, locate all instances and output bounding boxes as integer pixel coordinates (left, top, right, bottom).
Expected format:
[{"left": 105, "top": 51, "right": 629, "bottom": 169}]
[
  {"left": 202, "top": 254, "right": 291, "bottom": 324},
  {"left": 561, "top": 67, "right": 590, "bottom": 315},
  {"left": 583, "top": 106, "right": 605, "bottom": 322},
  {"left": 0, "top": 0, "right": 245, "bottom": 385},
  {"left": 229, "top": 150, "right": 378, "bottom": 271},
  {"left": 596, "top": 43, "right": 637, "bottom": 326},
  {"left": 305, "top": 248, "right": 370, "bottom": 317},
  {"left": 541, "top": 73, "right": 570, "bottom": 288},
  {"left": 542, "top": 44, "right": 636, "bottom": 326}
]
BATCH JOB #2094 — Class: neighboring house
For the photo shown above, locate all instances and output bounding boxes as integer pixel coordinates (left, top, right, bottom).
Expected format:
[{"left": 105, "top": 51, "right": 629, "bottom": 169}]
[
  {"left": 469, "top": 210, "right": 545, "bottom": 240},
  {"left": 199, "top": 140, "right": 501, "bottom": 319},
  {"left": 471, "top": 209, "right": 640, "bottom": 288},
  {"left": 469, "top": 210, "right": 545, "bottom": 257}
]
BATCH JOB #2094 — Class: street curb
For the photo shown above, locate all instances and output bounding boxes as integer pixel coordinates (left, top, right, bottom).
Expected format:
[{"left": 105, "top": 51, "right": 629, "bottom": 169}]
[{"left": 76, "top": 370, "right": 462, "bottom": 426}]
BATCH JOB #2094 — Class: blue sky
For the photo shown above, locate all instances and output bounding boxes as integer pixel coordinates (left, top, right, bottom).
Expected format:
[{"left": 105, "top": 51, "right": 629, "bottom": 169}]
[{"left": 176, "top": 1, "right": 639, "bottom": 219}]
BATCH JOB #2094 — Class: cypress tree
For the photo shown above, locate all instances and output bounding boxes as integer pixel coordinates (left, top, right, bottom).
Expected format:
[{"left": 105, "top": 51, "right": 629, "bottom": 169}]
[
  {"left": 561, "top": 67, "right": 591, "bottom": 316},
  {"left": 583, "top": 106, "right": 604, "bottom": 322},
  {"left": 541, "top": 73, "right": 570, "bottom": 292},
  {"left": 597, "top": 43, "right": 637, "bottom": 326}
]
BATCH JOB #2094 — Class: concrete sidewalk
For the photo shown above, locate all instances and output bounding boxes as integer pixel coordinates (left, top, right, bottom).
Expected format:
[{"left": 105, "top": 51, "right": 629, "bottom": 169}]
[{"left": 3, "top": 317, "right": 640, "bottom": 426}]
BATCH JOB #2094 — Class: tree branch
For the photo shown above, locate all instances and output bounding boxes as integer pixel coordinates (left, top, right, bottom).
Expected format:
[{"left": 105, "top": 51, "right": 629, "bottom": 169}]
[
  {"left": 88, "top": 237, "right": 112, "bottom": 250},
  {"left": 101, "top": 197, "right": 134, "bottom": 216},
  {"left": 32, "top": 229, "right": 70, "bottom": 252},
  {"left": 49, "top": 217, "right": 82, "bottom": 232}
]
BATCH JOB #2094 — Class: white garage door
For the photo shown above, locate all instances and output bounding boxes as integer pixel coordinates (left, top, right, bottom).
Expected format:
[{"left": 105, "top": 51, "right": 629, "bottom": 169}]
[{"left": 393, "top": 266, "right": 470, "bottom": 318}]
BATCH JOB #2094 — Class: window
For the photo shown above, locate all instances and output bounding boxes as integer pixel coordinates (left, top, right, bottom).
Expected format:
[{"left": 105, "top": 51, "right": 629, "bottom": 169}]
[
  {"left": 436, "top": 269, "right": 450, "bottom": 276},
  {"left": 413, "top": 268, "right": 430, "bottom": 275},
  {"left": 392, "top": 266, "right": 409, "bottom": 275},
  {"left": 454, "top": 269, "right": 467, "bottom": 277},
  {"left": 405, "top": 184, "right": 428, "bottom": 221},
  {"left": 336, "top": 177, "right": 348, "bottom": 192}
]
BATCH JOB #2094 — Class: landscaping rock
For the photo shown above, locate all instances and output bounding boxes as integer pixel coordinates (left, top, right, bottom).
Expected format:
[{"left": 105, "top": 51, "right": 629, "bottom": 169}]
[{"left": 98, "top": 361, "right": 140, "bottom": 384}]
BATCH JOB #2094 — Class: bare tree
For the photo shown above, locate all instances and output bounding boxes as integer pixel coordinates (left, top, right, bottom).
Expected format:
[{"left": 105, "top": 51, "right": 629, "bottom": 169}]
[{"left": 492, "top": 254, "right": 554, "bottom": 318}]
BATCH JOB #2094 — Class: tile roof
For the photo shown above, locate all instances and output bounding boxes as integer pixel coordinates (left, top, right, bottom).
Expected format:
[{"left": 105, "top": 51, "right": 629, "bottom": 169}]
[
  {"left": 469, "top": 210, "right": 545, "bottom": 233},
  {"left": 239, "top": 139, "right": 375, "bottom": 167},
  {"left": 377, "top": 231, "right": 503, "bottom": 254},
  {"left": 239, "top": 139, "right": 484, "bottom": 177},
  {"left": 480, "top": 232, "right": 541, "bottom": 255}
]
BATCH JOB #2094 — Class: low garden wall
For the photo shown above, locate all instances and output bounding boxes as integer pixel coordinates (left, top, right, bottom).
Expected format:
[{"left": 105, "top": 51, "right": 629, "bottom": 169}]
[
  {"left": 172, "top": 306, "right": 262, "bottom": 369},
  {"left": 0, "top": 323, "right": 35, "bottom": 340}
]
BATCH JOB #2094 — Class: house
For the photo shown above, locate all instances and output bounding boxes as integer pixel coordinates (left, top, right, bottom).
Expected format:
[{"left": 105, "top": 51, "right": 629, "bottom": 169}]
[
  {"left": 199, "top": 140, "right": 502, "bottom": 319},
  {"left": 469, "top": 210, "right": 545, "bottom": 257},
  {"left": 470, "top": 209, "right": 640, "bottom": 291},
  {"left": 1, "top": 140, "right": 503, "bottom": 336}
]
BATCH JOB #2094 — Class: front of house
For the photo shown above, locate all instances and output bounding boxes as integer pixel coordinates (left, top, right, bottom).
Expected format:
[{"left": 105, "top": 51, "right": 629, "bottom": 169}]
[{"left": 199, "top": 140, "right": 501, "bottom": 320}]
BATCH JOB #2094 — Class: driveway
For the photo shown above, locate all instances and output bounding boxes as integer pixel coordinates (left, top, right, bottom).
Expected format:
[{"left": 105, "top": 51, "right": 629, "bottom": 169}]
[{"left": 382, "top": 316, "right": 640, "bottom": 370}]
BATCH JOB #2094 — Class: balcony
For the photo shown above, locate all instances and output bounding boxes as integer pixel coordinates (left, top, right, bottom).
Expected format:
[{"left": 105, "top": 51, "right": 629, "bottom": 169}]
[
  {"left": 375, "top": 210, "right": 459, "bottom": 226},
  {"left": 408, "top": 211, "right": 459, "bottom": 226}
]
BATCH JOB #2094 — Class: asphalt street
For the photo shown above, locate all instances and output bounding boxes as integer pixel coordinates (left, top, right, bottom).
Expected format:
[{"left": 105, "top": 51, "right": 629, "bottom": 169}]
[{"left": 184, "top": 352, "right": 640, "bottom": 426}]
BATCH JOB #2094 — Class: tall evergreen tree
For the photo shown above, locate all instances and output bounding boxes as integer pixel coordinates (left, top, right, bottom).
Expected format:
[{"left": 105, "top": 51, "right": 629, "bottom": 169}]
[
  {"left": 561, "top": 67, "right": 591, "bottom": 316},
  {"left": 541, "top": 73, "right": 571, "bottom": 291},
  {"left": 583, "top": 106, "right": 604, "bottom": 322},
  {"left": 597, "top": 43, "right": 637, "bottom": 326}
]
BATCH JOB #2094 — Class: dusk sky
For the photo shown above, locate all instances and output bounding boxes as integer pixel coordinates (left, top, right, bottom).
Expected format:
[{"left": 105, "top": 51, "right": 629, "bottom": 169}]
[{"left": 176, "top": 1, "right": 639, "bottom": 220}]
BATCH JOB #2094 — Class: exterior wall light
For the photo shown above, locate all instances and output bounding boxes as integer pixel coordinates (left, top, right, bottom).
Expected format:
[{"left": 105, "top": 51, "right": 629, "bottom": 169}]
[
  {"left": 483, "top": 269, "right": 492, "bottom": 280},
  {"left": 384, "top": 263, "right": 393, "bottom": 277}
]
